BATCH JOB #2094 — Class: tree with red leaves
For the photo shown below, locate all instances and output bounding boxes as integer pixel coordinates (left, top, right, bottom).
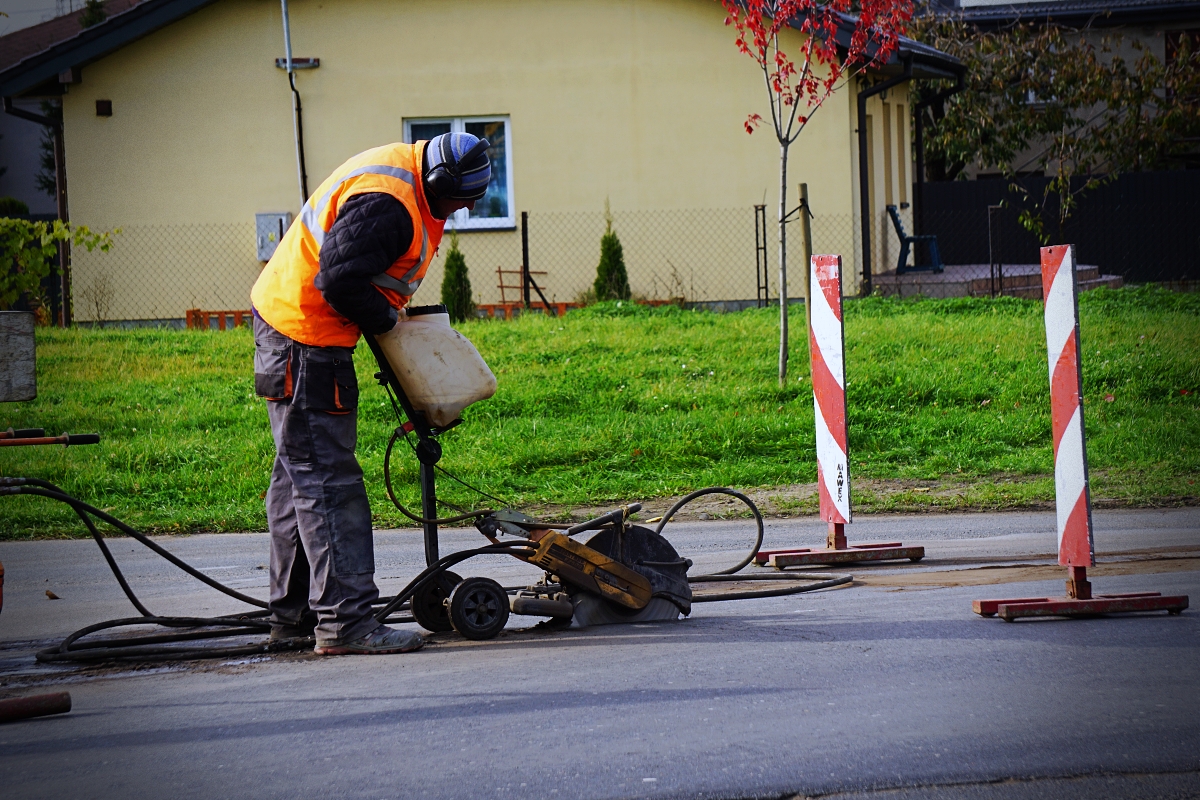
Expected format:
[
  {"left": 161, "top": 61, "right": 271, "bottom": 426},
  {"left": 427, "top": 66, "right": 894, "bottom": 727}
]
[{"left": 721, "top": 0, "right": 911, "bottom": 383}]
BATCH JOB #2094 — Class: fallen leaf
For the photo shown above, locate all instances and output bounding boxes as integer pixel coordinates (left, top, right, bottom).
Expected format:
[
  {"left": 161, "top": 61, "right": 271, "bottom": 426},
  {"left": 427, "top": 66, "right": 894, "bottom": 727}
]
[{"left": 46, "top": 590, "right": 61, "bottom": 600}]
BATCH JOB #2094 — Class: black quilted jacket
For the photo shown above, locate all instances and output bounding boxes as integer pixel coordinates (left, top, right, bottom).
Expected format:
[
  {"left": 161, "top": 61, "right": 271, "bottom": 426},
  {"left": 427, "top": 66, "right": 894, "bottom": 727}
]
[{"left": 313, "top": 192, "right": 415, "bottom": 335}]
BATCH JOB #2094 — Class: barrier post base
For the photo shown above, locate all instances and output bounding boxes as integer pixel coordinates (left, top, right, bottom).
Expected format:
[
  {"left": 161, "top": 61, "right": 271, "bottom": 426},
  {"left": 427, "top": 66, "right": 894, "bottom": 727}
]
[
  {"left": 973, "top": 591, "right": 1188, "bottom": 622},
  {"left": 827, "top": 522, "right": 848, "bottom": 550},
  {"left": 755, "top": 533, "right": 925, "bottom": 568},
  {"left": 1066, "top": 565, "right": 1092, "bottom": 599}
]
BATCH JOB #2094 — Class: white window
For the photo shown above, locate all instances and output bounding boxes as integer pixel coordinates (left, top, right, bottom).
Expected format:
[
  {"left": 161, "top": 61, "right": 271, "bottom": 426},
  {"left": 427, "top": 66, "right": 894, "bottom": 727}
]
[{"left": 404, "top": 116, "right": 515, "bottom": 231}]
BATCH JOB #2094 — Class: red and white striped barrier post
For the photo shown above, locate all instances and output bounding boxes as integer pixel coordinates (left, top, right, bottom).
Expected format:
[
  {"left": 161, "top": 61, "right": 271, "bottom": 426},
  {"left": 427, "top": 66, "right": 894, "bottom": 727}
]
[
  {"left": 1043, "top": 244, "right": 1095, "bottom": 598},
  {"left": 811, "top": 254, "right": 852, "bottom": 548},
  {"left": 973, "top": 245, "right": 1187, "bottom": 620},
  {"left": 755, "top": 255, "right": 923, "bottom": 569}
]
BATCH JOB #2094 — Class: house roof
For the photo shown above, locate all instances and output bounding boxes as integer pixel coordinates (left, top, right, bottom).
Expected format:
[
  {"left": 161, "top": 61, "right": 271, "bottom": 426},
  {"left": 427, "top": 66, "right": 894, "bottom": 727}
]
[
  {"left": 0, "top": 0, "right": 964, "bottom": 99},
  {"left": 0, "top": 0, "right": 217, "bottom": 97},
  {"left": 867, "top": 29, "right": 965, "bottom": 80},
  {"left": 0, "top": 0, "right": 146, "bottom": 75},
  {"left": 815, "top": 8, "right": 964, "bottom": 79},
  {"left": 952, "top": 0, "right": 1200, "bottom": 28}
]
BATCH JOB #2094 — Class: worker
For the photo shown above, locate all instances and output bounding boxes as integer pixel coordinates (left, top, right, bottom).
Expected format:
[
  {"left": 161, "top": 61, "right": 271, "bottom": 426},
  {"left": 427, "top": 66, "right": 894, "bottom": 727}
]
[{"left": 249, "top": 133, "right": 491, "bottom": 654}]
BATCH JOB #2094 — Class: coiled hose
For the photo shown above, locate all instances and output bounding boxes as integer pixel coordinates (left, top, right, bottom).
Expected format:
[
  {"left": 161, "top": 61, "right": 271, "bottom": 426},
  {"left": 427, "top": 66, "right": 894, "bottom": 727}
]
[{"left": 657, "top": 486, "right": 852, "bottom": 601}]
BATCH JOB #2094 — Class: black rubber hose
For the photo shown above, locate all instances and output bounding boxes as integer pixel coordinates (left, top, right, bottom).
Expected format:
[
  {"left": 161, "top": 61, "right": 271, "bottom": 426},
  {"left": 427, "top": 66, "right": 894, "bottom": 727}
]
[
  {"left": 382, "top": 428, "right": 494, "bottom": 525},
  {"left": 649, "top": 486, "right": 854, "bottom": 598},
  {"left": 2, "top": 480, "right": 285, "bottom": 664},
  {"left": 4, "top": 480, "right": 539, "bottom": 663},
  {"left": 652, "top": 487, "right": 765, "bottom": 577},
  {"left": 37, "top": 617, "right": 306, "bottom": 663},
  {"left": 8, "top": 477, "right": 848, "bottom": 662},
  {"left": 5, "top": 483, "right": 267, "bottom": 609},
  {"left": 688, "top": 572, "right": 853, "bottom": 601}
]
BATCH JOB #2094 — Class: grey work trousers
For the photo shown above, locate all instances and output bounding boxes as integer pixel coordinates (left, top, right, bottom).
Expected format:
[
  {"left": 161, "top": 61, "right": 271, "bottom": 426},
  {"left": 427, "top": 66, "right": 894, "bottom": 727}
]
[{"left": 253, "top": 315, "right": 380, "bottom": 645}]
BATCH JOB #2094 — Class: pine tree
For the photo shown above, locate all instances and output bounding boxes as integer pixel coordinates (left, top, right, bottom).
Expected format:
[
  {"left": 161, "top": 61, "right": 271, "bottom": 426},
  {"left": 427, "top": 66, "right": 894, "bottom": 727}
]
[
  {"left": 440, "top": 230, "right": 475, "bottom": 323},
  {"left": 593, "top": 200, "right": 630, "bottom": 302}
]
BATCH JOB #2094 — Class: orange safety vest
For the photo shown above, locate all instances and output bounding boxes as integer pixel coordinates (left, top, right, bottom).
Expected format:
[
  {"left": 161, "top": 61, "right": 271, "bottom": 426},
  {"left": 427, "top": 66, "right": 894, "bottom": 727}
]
[{"left": 251, "top": 141, "right": 445, "bottom": 348}]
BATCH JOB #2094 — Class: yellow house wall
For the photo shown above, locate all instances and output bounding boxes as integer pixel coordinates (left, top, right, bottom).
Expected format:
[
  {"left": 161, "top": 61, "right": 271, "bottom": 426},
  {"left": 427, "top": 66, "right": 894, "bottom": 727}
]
[{"left": 63, "top": 0, "right": 899, "bottom": 319}]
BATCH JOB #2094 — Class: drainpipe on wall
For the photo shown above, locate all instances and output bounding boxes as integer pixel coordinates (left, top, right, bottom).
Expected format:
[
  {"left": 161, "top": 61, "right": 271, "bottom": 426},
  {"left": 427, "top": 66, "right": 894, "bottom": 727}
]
[
  {"left": 913, "top": 71, "right": 965, "bottom": 236},
  {"left": 856, "top": 56, "right": 912, "bottom": 297},
  {"left": 280, "top": 0, "right": 309, "bottom": 207},
  {"left": 3, "top": 96, "right": 71, "bottom": 327}
]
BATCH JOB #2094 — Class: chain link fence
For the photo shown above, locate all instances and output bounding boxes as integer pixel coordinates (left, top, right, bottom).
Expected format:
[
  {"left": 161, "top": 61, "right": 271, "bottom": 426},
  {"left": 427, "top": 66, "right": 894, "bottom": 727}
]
[
  {"left": 69, "top": 178, "right": 1194, "bottom": 325},
  {"left": 441, "top": 208, "right": 776, "bottom": 310},
  {"left": 67, "top": 208, "right": 823, "bottom": 324},
  {"left": 70, "top": 223, "right": 260, "bottom": 324}
]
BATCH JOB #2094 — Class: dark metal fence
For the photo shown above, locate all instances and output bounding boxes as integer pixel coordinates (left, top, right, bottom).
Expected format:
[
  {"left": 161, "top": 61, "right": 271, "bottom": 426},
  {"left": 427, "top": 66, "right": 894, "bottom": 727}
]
[{"left": 918, "top": 169, "right": 1200, "bottom": 285}]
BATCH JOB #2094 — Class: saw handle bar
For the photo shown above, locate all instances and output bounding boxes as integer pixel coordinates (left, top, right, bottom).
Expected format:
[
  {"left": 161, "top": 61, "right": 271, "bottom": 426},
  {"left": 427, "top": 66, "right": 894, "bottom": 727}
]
[
  {"left": 567, "top": 503, "right": 642, "bottom": 536},
  {"left": 0, "top": 431, "right": 99, "bottom": 447},
  {"left": 1, "top": 427, "right": 45, "bottom": 439}
]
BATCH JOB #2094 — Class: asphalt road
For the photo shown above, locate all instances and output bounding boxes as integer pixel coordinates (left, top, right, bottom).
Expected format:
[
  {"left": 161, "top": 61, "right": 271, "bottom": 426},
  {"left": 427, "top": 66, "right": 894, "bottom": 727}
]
[{"left": 1, "top": 509, "right": 1198, "bottom": 799}]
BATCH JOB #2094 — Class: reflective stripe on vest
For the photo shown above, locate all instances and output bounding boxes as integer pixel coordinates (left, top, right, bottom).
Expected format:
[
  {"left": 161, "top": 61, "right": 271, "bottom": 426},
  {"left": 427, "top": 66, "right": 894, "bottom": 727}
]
[
  {"left": 299, "top": 164, "right": 417, "bottom": 248},
  {"left": 370, "top": 233, "right": 428, "bottom": 295}
]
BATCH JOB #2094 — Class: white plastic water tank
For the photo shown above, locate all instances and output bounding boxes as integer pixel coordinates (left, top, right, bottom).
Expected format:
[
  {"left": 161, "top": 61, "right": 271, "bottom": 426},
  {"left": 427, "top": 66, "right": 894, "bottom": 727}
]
[{"left": 375, "top": 305, "right": 497, "bottom": 427}]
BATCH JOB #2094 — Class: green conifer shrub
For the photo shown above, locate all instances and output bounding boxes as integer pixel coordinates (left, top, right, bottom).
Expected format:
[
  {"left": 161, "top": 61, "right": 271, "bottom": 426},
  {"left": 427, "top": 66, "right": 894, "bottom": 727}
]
[
  {"left": 440, "top": 230, "right": 475, "bottom": 323},
  {"left": 593, "top": 201, "right": 630, "bottom": 302}
]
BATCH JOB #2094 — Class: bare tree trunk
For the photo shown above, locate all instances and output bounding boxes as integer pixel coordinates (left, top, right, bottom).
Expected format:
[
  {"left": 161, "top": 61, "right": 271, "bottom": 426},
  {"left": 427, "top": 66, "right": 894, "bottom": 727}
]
[{"left": 778, "top": 142, "right": 789, "bottom": 386}]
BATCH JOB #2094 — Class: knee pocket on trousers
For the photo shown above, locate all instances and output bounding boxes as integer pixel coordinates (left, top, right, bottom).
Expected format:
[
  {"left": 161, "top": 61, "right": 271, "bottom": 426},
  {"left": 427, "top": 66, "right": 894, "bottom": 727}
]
[{"left": 327, "top": 485, "right": 374, "bottom": 576}]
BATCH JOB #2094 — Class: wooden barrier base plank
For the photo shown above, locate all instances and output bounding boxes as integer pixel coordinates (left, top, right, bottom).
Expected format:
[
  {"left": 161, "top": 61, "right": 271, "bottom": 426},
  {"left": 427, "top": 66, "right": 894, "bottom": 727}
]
[
  {"left": 753, "top": 543, "right": 904, "bottom": 565},
  {"left": 765, "top": 545, "right": 925, "bottom": 568},
  {"left": 973, "top": 592, "right": 1188, "bottom": 621}
]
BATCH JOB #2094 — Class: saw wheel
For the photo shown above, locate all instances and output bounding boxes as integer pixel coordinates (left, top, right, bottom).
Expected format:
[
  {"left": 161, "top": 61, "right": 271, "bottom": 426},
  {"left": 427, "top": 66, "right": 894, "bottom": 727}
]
[
  {"left": 448, "top": 577, "right": 510, "bottom": 640},
  {"left": 410, "top": 570, "right": 462, "bottom": 633}
]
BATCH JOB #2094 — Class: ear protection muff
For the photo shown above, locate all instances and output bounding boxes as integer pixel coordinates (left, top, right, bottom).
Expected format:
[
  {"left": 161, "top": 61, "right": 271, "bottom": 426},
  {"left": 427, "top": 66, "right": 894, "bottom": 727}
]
[{"left": 426, "top": 137, "right": 491, "bottom": 199}]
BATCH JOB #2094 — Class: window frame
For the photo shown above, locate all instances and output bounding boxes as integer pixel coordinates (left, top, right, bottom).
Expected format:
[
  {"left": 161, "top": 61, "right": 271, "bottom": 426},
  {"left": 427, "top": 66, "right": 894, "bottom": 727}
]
[{"left": 403, "top": 115, "right": 516, "bottom": 231}]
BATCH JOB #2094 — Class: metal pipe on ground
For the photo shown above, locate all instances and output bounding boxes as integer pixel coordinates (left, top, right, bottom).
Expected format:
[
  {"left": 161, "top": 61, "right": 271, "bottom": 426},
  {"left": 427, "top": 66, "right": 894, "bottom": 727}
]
[{"left": 0, "top": 692, "right": 72, "bottom": 724}]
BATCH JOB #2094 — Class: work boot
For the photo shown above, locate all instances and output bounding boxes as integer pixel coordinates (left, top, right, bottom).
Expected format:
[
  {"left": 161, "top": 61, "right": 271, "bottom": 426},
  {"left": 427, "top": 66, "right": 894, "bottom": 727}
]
[{"left": 314, "top": 624, "right": 424, "bottom": 655}]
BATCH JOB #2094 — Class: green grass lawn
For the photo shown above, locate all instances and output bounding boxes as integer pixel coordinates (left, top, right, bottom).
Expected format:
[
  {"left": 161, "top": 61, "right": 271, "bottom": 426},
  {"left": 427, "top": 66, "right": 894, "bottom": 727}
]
[{"left": 2, "top": 285, "right": 1197, "bottom": 539}]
